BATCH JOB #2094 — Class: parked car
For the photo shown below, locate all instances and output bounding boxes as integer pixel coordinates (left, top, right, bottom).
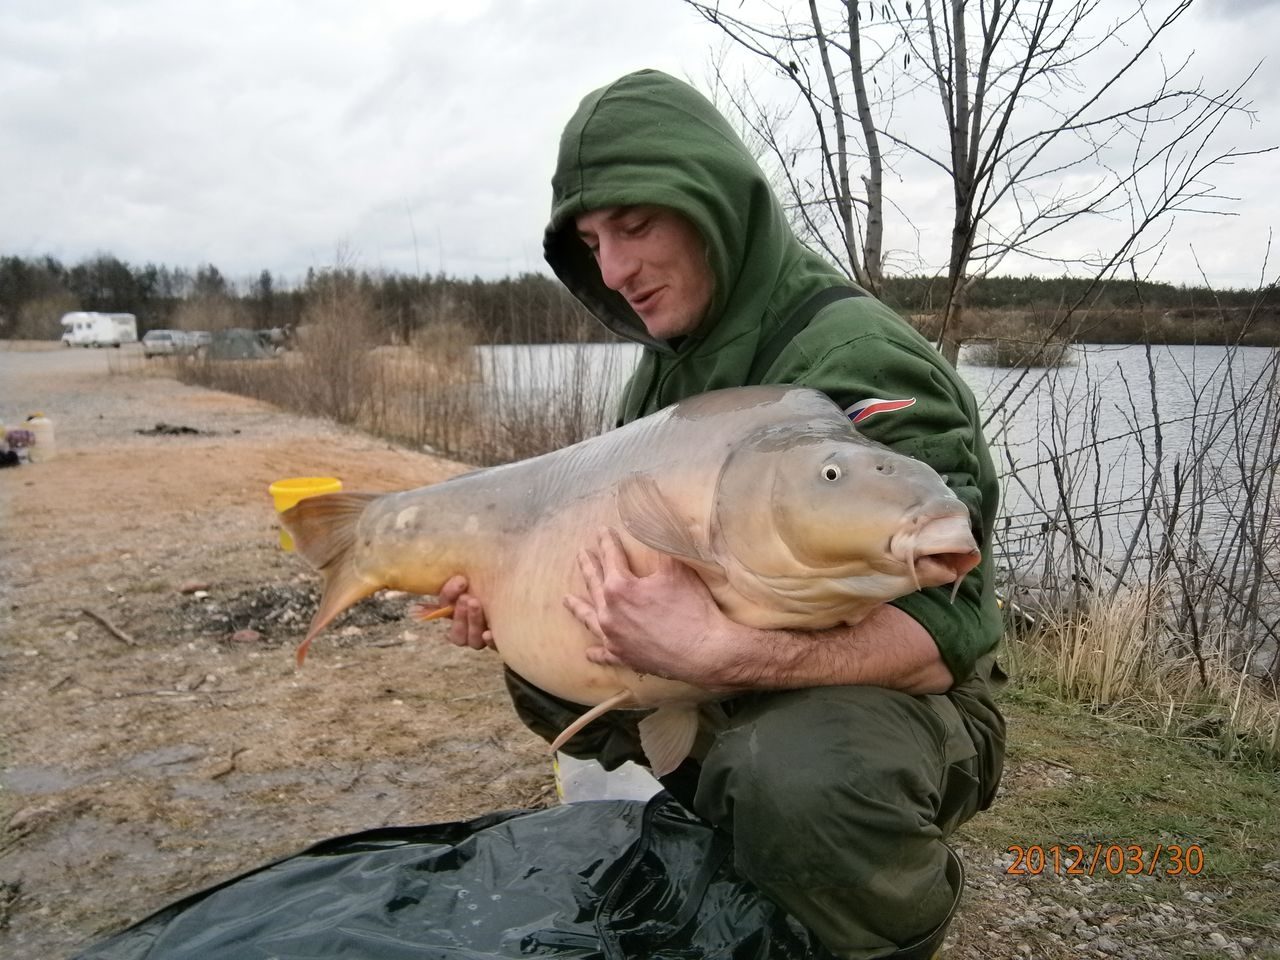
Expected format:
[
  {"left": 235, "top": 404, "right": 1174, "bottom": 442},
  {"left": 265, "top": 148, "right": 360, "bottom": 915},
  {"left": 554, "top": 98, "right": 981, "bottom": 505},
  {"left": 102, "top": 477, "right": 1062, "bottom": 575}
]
[{"left": 141, "top": 329, "right": 197, "bottom": 358}]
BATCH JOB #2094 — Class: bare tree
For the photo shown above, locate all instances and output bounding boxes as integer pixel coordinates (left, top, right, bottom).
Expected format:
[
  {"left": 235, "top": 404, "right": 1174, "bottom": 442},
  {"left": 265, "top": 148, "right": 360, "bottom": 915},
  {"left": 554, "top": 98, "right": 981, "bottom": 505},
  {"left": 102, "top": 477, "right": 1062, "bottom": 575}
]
[{"left": 686, "top": 0, "right": 1269, "bottom": 364}]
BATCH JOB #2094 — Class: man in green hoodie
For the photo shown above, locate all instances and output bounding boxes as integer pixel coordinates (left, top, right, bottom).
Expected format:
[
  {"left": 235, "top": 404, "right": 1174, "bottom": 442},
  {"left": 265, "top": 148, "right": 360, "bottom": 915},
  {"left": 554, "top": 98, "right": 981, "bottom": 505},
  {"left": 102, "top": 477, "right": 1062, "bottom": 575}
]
[{"left": 441, "top": 70, "right": 1005, "bottom": 960}]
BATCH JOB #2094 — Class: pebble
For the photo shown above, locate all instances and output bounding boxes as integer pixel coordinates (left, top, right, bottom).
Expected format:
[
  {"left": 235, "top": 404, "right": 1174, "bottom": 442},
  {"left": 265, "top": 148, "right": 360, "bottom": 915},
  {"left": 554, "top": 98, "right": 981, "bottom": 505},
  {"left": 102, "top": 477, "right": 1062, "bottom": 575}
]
[
  {"left": 230, "top": 628, "right": 261, "bottom": 643},
  {"left": 180, "top": 580, "right": 211, "bottom": 594}
]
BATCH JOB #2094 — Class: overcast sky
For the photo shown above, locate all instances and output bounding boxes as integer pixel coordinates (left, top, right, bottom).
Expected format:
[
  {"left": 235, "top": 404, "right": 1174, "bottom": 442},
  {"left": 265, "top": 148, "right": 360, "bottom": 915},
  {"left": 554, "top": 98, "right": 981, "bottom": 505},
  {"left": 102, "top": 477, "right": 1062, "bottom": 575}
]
[{"left": 3, "top": 0, "right": 1277, "bottom": 291}]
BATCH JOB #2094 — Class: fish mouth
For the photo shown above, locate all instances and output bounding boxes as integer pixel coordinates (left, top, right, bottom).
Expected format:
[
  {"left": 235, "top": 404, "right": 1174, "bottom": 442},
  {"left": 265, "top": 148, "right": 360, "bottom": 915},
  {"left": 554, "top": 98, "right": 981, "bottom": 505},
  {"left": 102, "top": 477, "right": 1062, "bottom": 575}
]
[
  {"left": 893, "top": 513, "right": 981, "bottom": 594},
  {"left": 913, "top": 551, "right": 982, "bottom": 588}
]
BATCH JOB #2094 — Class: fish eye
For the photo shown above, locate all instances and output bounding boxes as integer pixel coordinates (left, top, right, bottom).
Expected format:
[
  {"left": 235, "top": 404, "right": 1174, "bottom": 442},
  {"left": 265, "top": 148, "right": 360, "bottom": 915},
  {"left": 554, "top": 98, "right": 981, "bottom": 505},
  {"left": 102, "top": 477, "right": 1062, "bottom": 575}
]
[{"left": 822, "top": 464, "right": 842, "bottom": 482}]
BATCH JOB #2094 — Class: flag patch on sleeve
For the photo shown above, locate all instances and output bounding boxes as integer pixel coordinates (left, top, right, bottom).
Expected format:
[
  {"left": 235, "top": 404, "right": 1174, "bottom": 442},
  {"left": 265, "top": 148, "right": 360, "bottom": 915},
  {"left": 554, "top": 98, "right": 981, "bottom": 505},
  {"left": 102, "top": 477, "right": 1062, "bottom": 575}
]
[{"left": 844, "top": 397, "right": 917, "bottom": 423}]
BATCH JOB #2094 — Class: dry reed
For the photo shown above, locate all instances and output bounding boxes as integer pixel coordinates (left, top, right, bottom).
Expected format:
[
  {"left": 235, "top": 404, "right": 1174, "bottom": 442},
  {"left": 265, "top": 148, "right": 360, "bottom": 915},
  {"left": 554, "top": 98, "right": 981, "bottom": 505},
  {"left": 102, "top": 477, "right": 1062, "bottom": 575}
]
[
  {"left": 172, "top": 275, "right": 631, "bottom": 467},
  {"left": 1009, "top": 580, "right": 1280, "bottom": 763}
]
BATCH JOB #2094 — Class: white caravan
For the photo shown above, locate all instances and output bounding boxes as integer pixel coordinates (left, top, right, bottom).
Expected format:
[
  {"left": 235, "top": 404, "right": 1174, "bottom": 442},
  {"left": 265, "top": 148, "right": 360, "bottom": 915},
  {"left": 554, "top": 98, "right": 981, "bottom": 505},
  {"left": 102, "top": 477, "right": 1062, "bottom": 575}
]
[{"left": 60, "top": 312, "right": 139, "bottom": 348}]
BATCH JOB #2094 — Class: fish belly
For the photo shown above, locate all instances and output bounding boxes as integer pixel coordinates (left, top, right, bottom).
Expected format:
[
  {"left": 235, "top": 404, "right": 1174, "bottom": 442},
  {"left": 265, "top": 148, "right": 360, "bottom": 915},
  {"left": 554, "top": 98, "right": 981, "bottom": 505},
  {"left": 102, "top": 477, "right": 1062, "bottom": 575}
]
[{"left": 474, "top": 507, "right": 710, "bottom": 711}]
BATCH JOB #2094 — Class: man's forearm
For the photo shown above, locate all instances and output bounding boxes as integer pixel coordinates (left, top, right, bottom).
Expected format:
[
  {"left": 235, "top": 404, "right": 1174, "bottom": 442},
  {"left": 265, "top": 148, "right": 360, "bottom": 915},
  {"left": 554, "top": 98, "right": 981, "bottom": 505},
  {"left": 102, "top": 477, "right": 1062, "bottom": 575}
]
[
  {"left": 566, "top": 529, "right": 956, "bottom": 696},
  {"left": 714, "top": 605, "right": 954, "bottom": 696}
]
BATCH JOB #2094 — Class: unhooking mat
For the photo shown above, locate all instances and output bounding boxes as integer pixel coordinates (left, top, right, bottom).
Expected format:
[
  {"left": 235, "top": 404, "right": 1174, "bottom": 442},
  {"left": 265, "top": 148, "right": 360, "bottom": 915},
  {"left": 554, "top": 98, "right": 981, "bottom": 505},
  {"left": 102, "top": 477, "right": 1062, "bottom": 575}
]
[{"left": 75, "top": 793, "right": 832, "bottom": 960}]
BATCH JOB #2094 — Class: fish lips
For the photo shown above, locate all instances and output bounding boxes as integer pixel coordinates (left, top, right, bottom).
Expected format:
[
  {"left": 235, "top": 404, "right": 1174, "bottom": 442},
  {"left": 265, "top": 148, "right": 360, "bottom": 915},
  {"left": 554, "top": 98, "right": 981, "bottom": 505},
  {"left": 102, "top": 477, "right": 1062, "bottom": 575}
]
[{"left": 892, "top": 513, "right": 981, "bottom": 588}]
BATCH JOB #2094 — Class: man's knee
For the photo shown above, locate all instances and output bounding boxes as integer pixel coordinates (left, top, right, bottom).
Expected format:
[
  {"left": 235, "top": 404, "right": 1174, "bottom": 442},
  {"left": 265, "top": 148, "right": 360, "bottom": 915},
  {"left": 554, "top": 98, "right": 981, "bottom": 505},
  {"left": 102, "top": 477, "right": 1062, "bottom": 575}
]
[{"left": 695, "top": 686, "right": 952, "bottom": 837}]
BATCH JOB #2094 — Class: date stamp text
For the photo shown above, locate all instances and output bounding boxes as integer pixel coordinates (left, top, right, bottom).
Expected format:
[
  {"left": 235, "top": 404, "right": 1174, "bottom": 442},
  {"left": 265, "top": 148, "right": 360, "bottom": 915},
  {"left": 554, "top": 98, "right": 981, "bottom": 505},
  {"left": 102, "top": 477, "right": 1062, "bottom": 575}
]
[{"left": 1005, "top": 843, "right": 1206, "bottom": 877}]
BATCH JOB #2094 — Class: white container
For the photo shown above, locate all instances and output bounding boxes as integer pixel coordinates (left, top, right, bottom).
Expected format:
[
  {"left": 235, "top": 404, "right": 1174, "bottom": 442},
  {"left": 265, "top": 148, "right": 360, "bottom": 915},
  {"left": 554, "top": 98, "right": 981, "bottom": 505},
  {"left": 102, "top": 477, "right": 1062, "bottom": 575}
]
[
  {"left": 554, "top": 752, "right": 662, "bottom": 803},
  {"left": 26, "top": 413, "right": 56, "bottom": 462}
]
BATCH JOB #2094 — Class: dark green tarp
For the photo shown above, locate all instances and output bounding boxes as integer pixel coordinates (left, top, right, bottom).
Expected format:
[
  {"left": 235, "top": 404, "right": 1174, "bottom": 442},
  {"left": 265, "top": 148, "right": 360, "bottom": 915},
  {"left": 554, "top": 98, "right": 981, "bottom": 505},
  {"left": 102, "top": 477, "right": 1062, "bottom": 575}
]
[{"left": 75, "top": 795, "right": 830, "bottom": 960}]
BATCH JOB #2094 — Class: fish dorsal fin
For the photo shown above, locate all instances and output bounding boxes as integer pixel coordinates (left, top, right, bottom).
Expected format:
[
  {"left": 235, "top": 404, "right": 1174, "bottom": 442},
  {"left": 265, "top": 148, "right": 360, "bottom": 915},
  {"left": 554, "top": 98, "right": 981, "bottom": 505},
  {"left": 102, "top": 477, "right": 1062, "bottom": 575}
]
[
  {"left": 281, "top": 492, "right": 382, "bottom": 665},
  {"left": 638, "top": 705, "right": 700, "bottom": 778},
  {"left": 617, "top": 473, "right": 722, "bottom": 576}
]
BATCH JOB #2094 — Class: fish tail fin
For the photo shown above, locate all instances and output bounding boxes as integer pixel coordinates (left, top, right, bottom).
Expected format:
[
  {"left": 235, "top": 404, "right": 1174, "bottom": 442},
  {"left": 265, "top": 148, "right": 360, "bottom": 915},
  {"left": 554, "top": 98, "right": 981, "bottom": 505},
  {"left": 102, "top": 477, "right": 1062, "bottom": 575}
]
[
  {"left": 282, "top": 492, "right": 382, "bottom": 666},
  {"left": 281, "top": 492, "right": 378, "bottom": 569},
  {"left": 549, "top": 689, "right": 637, "bottom": 754},
  {"left": 638, "top": 705, "right": 700, "bottom": 778}
]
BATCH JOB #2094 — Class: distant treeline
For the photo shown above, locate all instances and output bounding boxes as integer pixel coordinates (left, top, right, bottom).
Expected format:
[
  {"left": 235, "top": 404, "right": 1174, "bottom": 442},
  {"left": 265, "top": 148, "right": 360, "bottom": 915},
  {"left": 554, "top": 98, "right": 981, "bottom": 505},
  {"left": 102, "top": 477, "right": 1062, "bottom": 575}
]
[
  {"left": 2, "top": 252, "right": 1276, "bottom": 345},
  {"left": 883, "top": 274, "right": 1277, "bottom": 311}
]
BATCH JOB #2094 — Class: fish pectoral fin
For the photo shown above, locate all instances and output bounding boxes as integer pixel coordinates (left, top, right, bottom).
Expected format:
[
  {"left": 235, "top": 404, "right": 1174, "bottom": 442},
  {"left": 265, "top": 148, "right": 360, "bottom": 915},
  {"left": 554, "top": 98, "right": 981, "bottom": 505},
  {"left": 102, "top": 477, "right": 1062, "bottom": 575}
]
[
  {"left": 548, "top": 689, "right": 637, "bottom": 754},
  {"left": 617, "top": 474, "right": 723, "bottom": 577},
  {"left": 638, "top": 705, "right": 700, "bottom": 778},
  {"left": 408, "top": 601, "right": 455, "bottom": 621}
]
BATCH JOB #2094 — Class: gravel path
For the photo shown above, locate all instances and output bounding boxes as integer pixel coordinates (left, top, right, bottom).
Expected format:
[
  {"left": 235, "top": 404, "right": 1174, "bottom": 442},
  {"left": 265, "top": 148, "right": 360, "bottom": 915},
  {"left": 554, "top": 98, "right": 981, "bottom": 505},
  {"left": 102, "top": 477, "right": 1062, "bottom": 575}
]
[{"left": 1, "top": 343, "right": 350, "bottom": 447}]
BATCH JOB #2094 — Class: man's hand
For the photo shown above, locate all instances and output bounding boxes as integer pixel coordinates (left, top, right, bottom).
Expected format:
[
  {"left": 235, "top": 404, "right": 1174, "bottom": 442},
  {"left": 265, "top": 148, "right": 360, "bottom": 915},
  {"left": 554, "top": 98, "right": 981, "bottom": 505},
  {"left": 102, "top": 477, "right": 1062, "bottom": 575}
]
[
  {"left": 437, "top": 575, "right": 495, "bottom": 650},
  {"left": 562, "top": 527, "right": 954, "bottom": 696},
  {"left": 564, "top": 527, "right": 738, "bottom": 690}
]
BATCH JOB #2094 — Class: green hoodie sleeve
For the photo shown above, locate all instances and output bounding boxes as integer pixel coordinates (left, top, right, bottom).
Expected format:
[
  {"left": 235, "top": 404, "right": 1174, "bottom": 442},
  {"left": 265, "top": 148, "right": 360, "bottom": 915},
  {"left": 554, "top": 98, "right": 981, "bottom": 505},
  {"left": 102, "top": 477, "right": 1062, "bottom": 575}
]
[{"left": 767, "top": 304, "right": 1003, "bottom": 682}]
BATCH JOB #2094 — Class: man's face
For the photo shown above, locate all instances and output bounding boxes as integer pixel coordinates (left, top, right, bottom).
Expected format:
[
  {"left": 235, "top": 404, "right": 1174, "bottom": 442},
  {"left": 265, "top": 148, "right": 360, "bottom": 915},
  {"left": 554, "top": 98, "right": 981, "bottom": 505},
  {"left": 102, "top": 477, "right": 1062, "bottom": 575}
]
[{"left": 575, "top": 205, "right": 715, "bottom": 340}]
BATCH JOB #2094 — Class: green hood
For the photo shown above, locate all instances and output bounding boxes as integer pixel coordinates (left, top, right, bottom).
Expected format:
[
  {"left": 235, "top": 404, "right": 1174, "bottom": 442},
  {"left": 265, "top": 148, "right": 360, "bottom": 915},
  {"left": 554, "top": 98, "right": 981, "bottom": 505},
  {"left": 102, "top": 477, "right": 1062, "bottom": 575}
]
[{"left": 544, "top": 70, "right": 848, "bottom": 408}]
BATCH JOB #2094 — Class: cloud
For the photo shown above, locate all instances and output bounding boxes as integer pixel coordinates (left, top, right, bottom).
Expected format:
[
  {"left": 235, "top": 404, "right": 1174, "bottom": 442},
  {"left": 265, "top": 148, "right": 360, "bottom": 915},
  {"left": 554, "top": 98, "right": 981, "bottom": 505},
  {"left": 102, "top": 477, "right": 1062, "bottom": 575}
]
[{"left": 0, "top": 0, "right": 710, "bottom": 283}]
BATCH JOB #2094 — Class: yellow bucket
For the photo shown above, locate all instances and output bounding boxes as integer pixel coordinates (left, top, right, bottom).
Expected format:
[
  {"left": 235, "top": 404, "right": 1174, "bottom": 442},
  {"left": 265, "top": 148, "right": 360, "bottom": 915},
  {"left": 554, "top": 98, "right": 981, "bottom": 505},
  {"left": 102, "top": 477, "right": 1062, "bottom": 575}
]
[{"left": 269, "top": 476, "right": 342, "bottom": 551}]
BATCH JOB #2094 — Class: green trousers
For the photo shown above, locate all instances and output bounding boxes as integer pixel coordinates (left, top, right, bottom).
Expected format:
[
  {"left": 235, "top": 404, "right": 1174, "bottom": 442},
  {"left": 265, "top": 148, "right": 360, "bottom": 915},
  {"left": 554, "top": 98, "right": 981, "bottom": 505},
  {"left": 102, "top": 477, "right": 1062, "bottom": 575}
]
[{"left": 506, "top": 661, "right": 1005, "bottom": 960}]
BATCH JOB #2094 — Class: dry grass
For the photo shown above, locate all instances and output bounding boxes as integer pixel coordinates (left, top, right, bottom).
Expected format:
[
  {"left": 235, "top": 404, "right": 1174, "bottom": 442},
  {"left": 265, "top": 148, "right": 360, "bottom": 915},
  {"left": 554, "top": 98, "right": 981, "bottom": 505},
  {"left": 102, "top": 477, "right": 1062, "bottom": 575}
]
[
  {"left": 1, "top": 340, "right": 66, "bottom": 352},
  {"left": 964, "top": 337, "right": 1075, "bottom": 368},
  {"left": 169, "top": 274, "right": 629, "bottom": 467},
  {"left": 1007, "top": 583, "right": 1280, "bottom": 764},
  {"left": 106, "top": 349, "right": 182, "bottom": 378},
  {"left": 1020, "top": 585, "right": 1159, "bottom": 707},
  {"left": 957, "top": 309, "right": 1076, "bottom": 368}
]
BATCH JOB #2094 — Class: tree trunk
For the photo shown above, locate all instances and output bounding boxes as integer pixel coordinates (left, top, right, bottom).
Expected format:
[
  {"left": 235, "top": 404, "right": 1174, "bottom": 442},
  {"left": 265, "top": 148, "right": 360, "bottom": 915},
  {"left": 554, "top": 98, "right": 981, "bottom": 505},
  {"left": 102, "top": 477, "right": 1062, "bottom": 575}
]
[
  {"left": 845, "top": 0, "right": 883, "bottom": 292},
  {"left": 939, "top": 294, "right": 964, "bottom": 367}
]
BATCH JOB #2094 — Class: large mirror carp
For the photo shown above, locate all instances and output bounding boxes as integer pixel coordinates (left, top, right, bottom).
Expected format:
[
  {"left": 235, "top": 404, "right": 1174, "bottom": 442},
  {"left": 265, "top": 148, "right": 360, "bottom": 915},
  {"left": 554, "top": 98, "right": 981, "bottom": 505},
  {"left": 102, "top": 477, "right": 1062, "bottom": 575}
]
[{"left": 281, "top": 385, "right": 980, "bottom": 775}]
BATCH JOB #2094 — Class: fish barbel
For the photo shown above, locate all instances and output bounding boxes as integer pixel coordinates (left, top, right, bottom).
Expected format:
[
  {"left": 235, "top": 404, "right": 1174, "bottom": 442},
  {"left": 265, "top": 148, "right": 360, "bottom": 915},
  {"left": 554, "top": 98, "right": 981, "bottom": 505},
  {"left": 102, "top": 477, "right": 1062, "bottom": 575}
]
[{"left": 281, "top": 386, "right": 980, "bottom": 775}]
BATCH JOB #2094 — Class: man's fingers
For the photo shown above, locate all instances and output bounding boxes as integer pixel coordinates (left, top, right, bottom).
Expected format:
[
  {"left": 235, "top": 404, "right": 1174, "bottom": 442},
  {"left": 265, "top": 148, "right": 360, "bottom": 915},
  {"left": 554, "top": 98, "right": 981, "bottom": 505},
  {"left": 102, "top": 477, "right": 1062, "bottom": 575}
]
[
  {"left": 564, "top": 594, "right": 606, "bottom": 642},
  {"left": 584, "top": 645, "right": 626, "bottom": 668},
  {"left": 464, "top": 597, "right": 489, "bottom": 649},
  {"left": 446, "top": 595, "right": 470, "bottom": 646},
  {"left": 439, "top": 575, "right": 469, "bottom": 604},
  {"left": 577, "top": 547, "right": 606, "bottom": 606},
  {"left": 445, "top": 595, "right": 489, "bottom": 650},
  {"left": 597, "top": 526, "right": 633, "bottom": 577}
]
